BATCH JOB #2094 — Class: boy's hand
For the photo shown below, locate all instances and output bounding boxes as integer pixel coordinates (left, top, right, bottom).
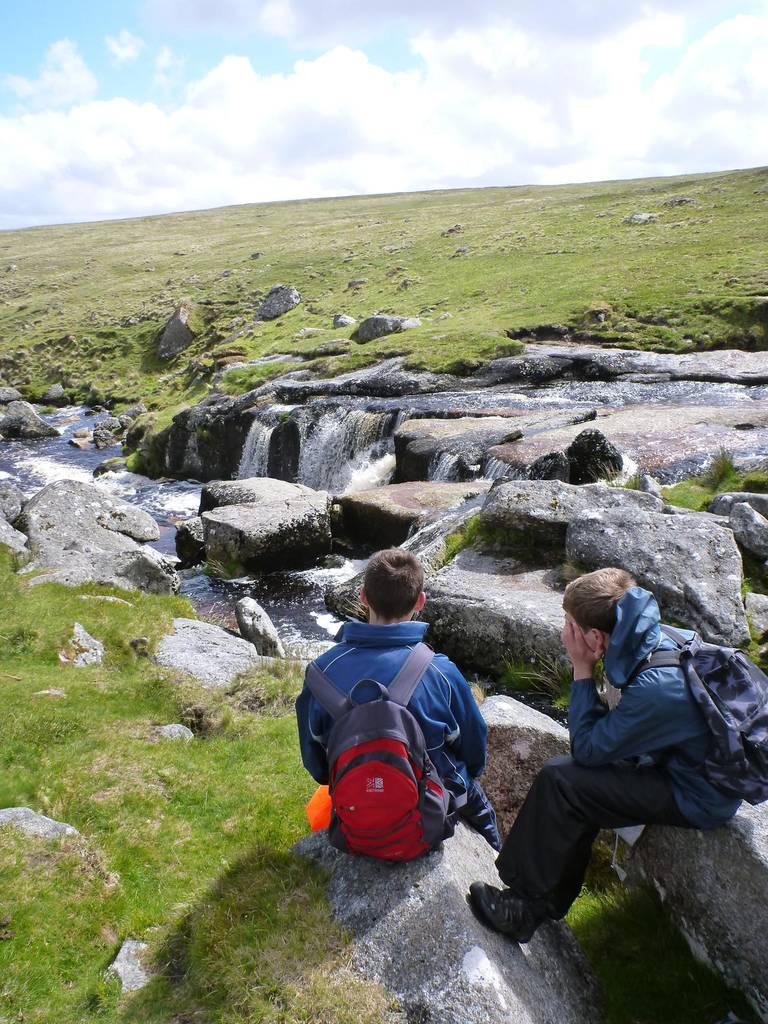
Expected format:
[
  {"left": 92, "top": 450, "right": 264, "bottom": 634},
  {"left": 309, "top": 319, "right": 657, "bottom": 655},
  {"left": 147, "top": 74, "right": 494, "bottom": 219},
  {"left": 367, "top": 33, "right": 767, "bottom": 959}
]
[{"left": 562, "top": 618, "right": 601, "bottom": 680}]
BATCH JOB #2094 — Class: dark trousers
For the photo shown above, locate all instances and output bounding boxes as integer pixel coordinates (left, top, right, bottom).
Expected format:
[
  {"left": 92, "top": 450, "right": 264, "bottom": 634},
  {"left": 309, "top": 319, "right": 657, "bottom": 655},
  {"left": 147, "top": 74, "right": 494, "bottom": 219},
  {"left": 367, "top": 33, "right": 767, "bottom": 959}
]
[
  {"left": 458, "top": 779, "right": 502, "bottom": 851},
  {"left": 495, "top": 756, "right": 691, "bottom": 917}
]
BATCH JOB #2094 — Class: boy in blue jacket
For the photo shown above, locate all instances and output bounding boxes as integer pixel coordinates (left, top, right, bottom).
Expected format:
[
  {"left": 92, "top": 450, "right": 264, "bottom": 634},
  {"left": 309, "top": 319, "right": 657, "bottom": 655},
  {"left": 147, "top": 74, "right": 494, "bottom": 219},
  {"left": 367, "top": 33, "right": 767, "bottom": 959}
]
[
  {"left": 296, "top": 547, "right": 501, "bottom": 850},
  {"left": 470, "top": 567, "right": 741, "bottom": 941}
]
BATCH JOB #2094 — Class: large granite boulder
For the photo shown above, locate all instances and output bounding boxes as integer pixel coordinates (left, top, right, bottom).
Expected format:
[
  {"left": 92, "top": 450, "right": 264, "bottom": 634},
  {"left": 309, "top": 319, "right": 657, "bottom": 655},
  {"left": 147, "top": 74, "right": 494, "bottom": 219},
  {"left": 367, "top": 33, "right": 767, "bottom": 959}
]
[
  {"left": 566, "top": 508, "right": 749, "bottom": 646},
  {"left": 158, "top": 301, "right": 196, "bottom": 360},
  {"left": 199, "top": 477, "right": 316, "bottom": 514},
  {"left": 337, "top": 481, "right": 490, "bottom": 548},
  {"left": 710, "top": 492, "right": 768, "bottom": 518},
  {"left": 41, "top": 383, "right": 68, "bottom": 405},
  {"left": 422, "top": 550, "right": 565, "bottom": 675},
  {"left": 0, "top": 386, "right": 23, "bottom": 404},
  {"left": 17, "top": 479, "right": 178, "bottom": 594},
  {"left": 730, "top": 502, "right": 768, "bottom": 559},
  {"left": 394, "top": 417, "right": 522, "bottom": 482},
  {"left": 235, "top": 597, "right": 285, "bottom": 658},
  {"left": 565, "top": 429, "right": 624, "bottom": 485},
  {"left": 481, "top": 479, "right": 662, "bottom": 552},
  {"left": 202, "top": 488, "right": 331, "bottom": 573},
  {"left": 175, "top": 516, "right": 205, "bottom": 566},
  {"left": 356, "top": 315, "right": 421, "bottom": 342},
  {"left": 628, "top": 804, "right": 768, "bottom": 1023},
  {"left": 258, "top": 284, "right": 301, "bottom": 320},
  {"left": 154, "top": 618, "right": 261, "bottom": 687},
  {"left": 0, "top": 401, "right": 59, "bottom": 439},
  {"left": 481, "top": 695, "right": 570, "bottom": 836},
  {"left": 294, "top": 825, "right": 598, "bottom": 1024}
]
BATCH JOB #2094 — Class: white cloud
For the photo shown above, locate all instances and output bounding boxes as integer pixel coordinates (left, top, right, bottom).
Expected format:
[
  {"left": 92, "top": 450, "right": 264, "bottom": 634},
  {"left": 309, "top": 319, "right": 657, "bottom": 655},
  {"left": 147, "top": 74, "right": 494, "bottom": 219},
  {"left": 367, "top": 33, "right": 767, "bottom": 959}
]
[
  {"left": 154, "top": 45, "right": 185, "bottom": 87},
  {"left": 4, "top": 39, "right": 97, "bottom": 110},
  {"left": 1, "top": 9, "right": 766, "bottom": 228},
  {"left": 106, "top": 29, "right": 146, "bottom": 65}
]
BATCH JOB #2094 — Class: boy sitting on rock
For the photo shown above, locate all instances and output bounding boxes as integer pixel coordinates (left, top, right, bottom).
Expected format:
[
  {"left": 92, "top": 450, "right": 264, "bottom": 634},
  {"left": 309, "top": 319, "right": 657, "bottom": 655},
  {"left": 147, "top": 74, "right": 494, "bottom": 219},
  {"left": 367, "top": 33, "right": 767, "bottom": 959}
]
[
  {"left": 469, "top": 567, "right": 742, "bottom": 941},
  {"left": 296, "top": 547, "right": 501, "bottom": 851}
]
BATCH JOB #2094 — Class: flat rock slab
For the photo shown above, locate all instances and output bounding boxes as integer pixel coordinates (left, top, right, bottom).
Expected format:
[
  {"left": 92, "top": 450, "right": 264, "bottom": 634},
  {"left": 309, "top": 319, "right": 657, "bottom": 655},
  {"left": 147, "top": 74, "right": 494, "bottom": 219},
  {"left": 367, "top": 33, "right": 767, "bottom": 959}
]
[
  {"left": 566, "top": 507, "right": 749, "bottom": 646},
  {"left": 487, "top": 402, "right": 768, "bottom": 481},
  {"left": 199, "top": 476, "right": 316, "bottom": 514},
  {"left": 107, "top": 938, "right": 153, "bottom": 992},
  {"left": 294, "top": 825, "right": 598, "bottom": 1024},
  {"left": 271, "top": 357, "right": 464, "bottom": 402},
  {"left": 481, "top": 696, "right": 570, "bottom": 836},
  {"left": 0, "top": 807, "right": 79, "bottom": 838},
  {"left": 422, "top": 549, "right": 565, "bottom": 674},
  {"left": 154, "top": 617, "right": 261, "bottom": 687},
  {"left": 481, "top": 479, "right": 662, "bottom": 551},
  {"left": 338, "top": 481, "right": 490, "bottom": 547},
  {"left": 628, "top": 803, "right": 768, "bottom": 1022},
  {"left": 394, "top": 417, "right": 522, "bottom": 482}
]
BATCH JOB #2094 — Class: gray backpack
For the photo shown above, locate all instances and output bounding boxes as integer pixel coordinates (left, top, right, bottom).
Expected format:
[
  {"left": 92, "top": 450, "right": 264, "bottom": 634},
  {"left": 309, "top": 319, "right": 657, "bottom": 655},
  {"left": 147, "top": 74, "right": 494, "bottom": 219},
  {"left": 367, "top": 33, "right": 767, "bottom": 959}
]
[{"left": 305, "top": 643, "right": 456, "bottom": 860}]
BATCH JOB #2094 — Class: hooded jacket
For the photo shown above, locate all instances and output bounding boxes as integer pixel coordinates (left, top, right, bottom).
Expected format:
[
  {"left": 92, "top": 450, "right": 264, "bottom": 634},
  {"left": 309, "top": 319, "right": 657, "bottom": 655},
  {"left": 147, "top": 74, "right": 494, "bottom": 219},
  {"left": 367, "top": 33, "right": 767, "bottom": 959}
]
[
  {"left": 568, "top": 586, "right": 741, "bottom": 829},
  {"left": 295, "top": 619, "right": 487, "bottom": 794}
]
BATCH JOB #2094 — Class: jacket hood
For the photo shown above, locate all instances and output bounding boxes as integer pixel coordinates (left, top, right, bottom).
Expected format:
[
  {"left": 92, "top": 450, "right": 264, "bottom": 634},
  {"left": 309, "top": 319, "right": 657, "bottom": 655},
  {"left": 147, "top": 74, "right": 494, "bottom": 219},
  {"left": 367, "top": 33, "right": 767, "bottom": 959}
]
[{"left": 603, "top": 587, "right": 661, "bottom": 687}]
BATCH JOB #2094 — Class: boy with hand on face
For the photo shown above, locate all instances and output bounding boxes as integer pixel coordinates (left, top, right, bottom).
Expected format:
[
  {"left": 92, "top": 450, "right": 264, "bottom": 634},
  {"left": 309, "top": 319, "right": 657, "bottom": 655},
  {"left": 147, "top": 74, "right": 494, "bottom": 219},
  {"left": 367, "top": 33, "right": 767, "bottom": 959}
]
[
  {"left": 296, "top": 547, "right": 501, "bottom": 853},
  {"left": 469, "top": 567, "right": 741, "bottom": 942}
]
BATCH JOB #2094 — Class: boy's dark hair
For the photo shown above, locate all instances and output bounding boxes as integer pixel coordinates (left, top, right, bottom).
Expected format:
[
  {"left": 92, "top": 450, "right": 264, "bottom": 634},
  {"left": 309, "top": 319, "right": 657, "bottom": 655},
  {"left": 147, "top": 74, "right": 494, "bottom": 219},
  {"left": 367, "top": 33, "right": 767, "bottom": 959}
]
[
  {"left": 363, "top": 548, "right": 425, "bottom": 621},
  {"left": 562, "top": 568, "right": 636, "bottom": 633}
]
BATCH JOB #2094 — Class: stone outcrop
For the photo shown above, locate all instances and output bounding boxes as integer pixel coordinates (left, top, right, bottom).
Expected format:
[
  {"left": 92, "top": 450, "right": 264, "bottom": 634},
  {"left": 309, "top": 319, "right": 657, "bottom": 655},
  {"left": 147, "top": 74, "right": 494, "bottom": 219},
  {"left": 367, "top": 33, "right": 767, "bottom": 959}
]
[
  {"left": 17, "top": 479, "right": 179, "bottom": 594},
  {"left": 270, "top": 357, "right": 462, "bottom": 402},
  {"left": 59, "top": 623, "right": 105, "bottom": 667},
  {"left": 481, "top": 479, "right": 662, "bottom": 551},
  {"left": 235, "top": 597, "right": 285, "bottom": 657},
  {"left": 481, "top": 695, "right": 570, "bottom": 836},
  {"left": 294, "top": 825, "right": 598, "bottom": 1024},
  {"left": 202, "top": 486, "right": 331, "bottom": 573},
  {"left": 628, "top": 804, "right": 768, "bottom": 1023},
  {"left": 394, "top": 417, "right": 522, "bottom": 482},
  {"left": 0, "top": 400, "right": 59, "bottom": 439},
  {"left": 154, "top": 618, "right": 261, "bottom": 687},
  {"left": 333, "top": 313, "right": 356, "bottom": 327},
  {"left": 337, "top": 481, "right": 490, "bottom": 548},
  {"left": 158, "top": 301, "right": 196, "bottom": 360},
  {"left": 107, "top": 938, "right": 153, "bottom": 993},
  {"left": 0, "top": 807, "right": 78, "bottom": 839},
  {"left": 356, "top": 315, "right": 421, "bottom": 341},
  {"left": 422, "top": 550, "right": 565, "bottom": 675},
  {"left": 566, "top": 507, "right": 749, "bottom": 646},
  {"left": 157, "top": 724, "right": 194, "bottom": 741},
  {"left": 258, "top": 284, "right": 301, "bottom": 320}
]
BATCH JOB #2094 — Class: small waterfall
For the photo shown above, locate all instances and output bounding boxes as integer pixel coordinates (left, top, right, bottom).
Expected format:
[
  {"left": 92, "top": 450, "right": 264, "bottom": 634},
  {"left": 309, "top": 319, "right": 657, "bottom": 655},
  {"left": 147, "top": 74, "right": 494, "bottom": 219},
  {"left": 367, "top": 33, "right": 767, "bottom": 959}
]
[
  {"left": 482, "top": 456, "right": 516, "bottom": 481},
  {"left": 429, "top": 450, "right": 462, "bottom": 481},
  {"left": 238, "top": 420, "right": 275, "bottom": 478},
  {"left": 297, "top": 407, "right": 399, "bottom": 492},
  {"left": 344, "top": 453, "right": 397, "bottom": 493}
]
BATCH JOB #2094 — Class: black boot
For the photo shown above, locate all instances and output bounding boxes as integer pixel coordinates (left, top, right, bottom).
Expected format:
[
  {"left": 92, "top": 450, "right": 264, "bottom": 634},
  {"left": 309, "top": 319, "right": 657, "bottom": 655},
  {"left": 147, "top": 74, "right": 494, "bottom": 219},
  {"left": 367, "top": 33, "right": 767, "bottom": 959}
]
[{"left": 468, "top": 882, "right": 546, "bottom": 943}]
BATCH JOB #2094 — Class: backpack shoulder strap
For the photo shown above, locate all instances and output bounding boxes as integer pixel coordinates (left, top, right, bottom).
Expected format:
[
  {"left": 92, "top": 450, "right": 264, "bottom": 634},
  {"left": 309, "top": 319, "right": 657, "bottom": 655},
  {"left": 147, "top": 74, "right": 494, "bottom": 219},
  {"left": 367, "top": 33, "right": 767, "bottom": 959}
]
[
  {"left": 305, "top": 662, "right": 349, "bottom": 720},
  {"left": 386, "top": 642, "right": 435, "bottom": 708},
  {"left": 627, "top": 649, "right": 683, "bottom": 683},
  {"left": 660, "top": 624, "right": 691, "bottom": 646}
]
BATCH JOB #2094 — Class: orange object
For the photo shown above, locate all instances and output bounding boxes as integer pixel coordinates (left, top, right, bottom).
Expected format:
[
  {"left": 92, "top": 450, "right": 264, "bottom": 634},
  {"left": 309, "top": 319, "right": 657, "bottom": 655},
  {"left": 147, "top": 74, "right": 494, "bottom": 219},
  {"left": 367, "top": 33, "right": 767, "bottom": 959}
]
[{"left": 305, "top": 785, "right": 332, "bottom": 831}]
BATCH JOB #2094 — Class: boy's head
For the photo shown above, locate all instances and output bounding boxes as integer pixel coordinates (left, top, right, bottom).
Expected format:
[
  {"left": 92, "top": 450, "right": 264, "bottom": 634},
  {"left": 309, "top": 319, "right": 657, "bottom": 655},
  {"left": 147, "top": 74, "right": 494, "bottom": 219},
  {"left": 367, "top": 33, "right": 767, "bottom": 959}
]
[
  {"left": 361, "top": 548, "right": 426, "bottom": 624},
  {"left": 562, "top": 568, "right": 636, "bottom": 649}
]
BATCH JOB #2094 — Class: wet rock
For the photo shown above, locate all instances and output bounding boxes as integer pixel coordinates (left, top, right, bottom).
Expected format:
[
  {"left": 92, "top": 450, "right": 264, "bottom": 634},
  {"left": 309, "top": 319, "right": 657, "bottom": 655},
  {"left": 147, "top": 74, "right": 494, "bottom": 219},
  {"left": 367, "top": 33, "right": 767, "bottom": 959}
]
[
  {"left": 422, "top": 550, "right": 565, "bottom": 675},
  {"left": 481, "top": 695, "right": 570, "bottom": 836},
  {"left": 333, "top": 313, "right": 356, "bottom": 328},
  {"left": 17, "top": 479, "right": 178, "bottom": 595},
  {"left": 158, "top": 392, "right": 263, "bottom": 481},
  {"left": 294, "top": 824, "right": 598, "bottom": 1024},
  {"left": 481, "top": 479, "right": 662, "bottom": 552},
  {"left": 356, "top": 315, "right": 421, "bottom": 342},
  {"left": 235, "top": 597, "right": 285, "bottom": 657},
  {"left": 0, "top": 386, "right": 23, "bottom": 404},
  {"left": 0, "top": 480, "right": 24, "bottom": 523},
  {"left": 107, "top": 938, "right": 152, "bottom": 993},
  {"left": 338, "top": 481, "right": 490, "bottom": 548},
  {"left": 258, "top": 284, "right": 301, "bottom": 320},
  {"left": 41, "top": 383, "right": 68, "bottom": 405},
  {"left": 68, "top": 436, "right": 92, "bottom": 450},
  {"left": 175, "top": 516, "right": 205, "bottom": 566},
  {"left": 0, "top": 401, "right": 59, "bottom": 439},
  {"left": 199, "top": 477, "right": 316, "bottom": 514},
  {"left": 746, "top": 593, "right": 768, "bottom": 641},
  {"left": 202, "top": 489, "right": 331, "bottom": 573},
  {"left": 158, "top": 301, "right": 196, "bottom": 360},
  {"left": 730, "top": 502, "right": 768, "bottom": 559},
  {"left": 710, "top": 492, "right": 768, "bottom": 519},
  {"left": 271, "top": 357, "right": 462, "bottom": 402},
  {"left": 394, "top": 417, "right": 522, "bottom": 483},
  {"left": 93, "top": 456, "right": 127, "bottom": 477},
  {"left": 627, "top": 804, "right": 768, "bottom": 1023},
  {"left": 566, "top": 508, "right": 749, "bottom": 646},
  {"left": 157, "top": 723, "right": 194, "bottom": 741},
  {"left": 0, "top": 807, "right": 78, "bottom": 839},
  {"left": 93, "top": 416, "right": 124, "bottom": 449},
  {"left": 60, "top": 623, "right": 104, "bottom": 667},
  {"left": 566, "top": 429, "right": 624, "bottom": 484},
  {"left": 154, "top": 618, "right": 261, "bottom": 687},
  {"left": 480, "top": 355, "right": 570, "bottom": 386},
  {"left": 0, "top": 518, "right": 29, "bottom": 560},
  {"left": 528, "top": 451, "right": 571, "bottom": 482}
]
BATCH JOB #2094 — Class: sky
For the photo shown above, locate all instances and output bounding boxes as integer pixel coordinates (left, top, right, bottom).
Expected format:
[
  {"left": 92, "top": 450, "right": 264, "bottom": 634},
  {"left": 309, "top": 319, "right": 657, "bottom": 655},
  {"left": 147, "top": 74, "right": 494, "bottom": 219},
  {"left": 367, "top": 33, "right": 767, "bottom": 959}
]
[{"left": 1, "top": 0, "right": 767, "bottom": 229}]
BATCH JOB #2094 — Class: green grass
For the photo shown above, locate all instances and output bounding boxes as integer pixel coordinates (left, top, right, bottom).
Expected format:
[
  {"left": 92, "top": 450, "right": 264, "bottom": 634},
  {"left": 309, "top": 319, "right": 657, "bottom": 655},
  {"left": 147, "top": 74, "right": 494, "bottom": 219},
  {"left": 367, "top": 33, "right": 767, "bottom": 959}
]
[
  {"left": 663, "top": 462, "right": 768, "bottom": 512},
  {"left": 1, "top": 167, "right": 767, "bottom": 424}
]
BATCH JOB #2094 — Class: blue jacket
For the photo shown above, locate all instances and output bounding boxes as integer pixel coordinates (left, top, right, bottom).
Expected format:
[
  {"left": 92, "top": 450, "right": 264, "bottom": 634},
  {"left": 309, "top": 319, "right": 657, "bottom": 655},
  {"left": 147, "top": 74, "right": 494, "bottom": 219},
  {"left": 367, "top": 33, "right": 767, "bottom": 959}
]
[
  {"left": 295, "top": 620, "right": 488, "bottom": 794},
  {"left": 569, "top": 587, "right": 741, "bottom": 829}
]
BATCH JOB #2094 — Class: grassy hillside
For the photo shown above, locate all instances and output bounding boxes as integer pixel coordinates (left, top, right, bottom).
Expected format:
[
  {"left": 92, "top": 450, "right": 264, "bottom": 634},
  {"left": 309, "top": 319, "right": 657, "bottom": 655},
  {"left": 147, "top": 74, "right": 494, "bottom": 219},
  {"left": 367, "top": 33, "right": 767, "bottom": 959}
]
[{"left": 0, "top": 167, "right": 766, "bottom": 416}]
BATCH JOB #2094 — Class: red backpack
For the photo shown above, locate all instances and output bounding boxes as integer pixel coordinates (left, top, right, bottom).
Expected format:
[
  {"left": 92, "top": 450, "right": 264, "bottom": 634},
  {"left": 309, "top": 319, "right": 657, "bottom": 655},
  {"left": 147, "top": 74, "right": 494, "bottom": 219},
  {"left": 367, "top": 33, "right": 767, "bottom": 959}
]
[{"left": 305, "top": 643, "right": 456, "bottom": 861}]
